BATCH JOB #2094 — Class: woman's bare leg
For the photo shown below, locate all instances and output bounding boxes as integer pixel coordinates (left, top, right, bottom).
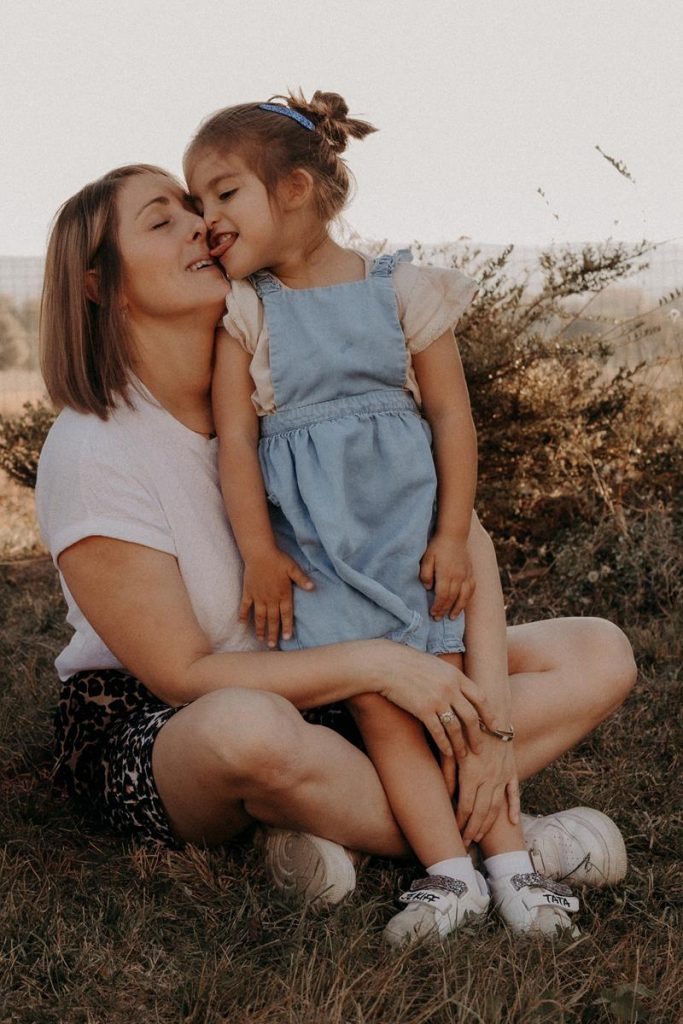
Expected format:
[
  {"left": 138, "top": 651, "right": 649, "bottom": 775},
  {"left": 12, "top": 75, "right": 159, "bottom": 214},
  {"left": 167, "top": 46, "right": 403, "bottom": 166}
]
[
  {"left": 506, "top": 616, "right": 636, "bottom": 781},
  {"left": 152, "top": 619, "right": 635, "bottom": 853},
  {"left": 151, "top": 686, "right": 408, "bottom": 854}
]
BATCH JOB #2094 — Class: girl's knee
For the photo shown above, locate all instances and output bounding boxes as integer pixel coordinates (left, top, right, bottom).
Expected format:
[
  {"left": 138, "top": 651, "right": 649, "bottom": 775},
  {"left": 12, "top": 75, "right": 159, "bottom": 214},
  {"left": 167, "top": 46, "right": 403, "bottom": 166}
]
[{"left": 346, "top": 692, "right": 388, "bottom": 720}]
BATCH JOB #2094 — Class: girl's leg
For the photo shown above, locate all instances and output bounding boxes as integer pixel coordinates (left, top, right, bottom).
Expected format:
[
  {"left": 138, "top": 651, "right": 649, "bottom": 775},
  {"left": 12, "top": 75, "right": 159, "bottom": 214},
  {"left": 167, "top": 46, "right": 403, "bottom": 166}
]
[
  {"left": 151, "top": 686, "right": 408, "bottom": 855},
  {"left": 347, "top": 693, "right": 467, "bottom": 864},
  {"left": 348, "top": 691, "right": 493, "bottom": 946}
]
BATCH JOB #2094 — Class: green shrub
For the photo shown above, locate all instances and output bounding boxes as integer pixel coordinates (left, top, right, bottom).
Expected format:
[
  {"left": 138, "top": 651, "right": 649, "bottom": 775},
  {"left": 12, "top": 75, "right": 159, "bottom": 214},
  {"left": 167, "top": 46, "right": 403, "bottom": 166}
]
[
  {"left": 0, "top": 400, "right": 56, "bottom": 488},
  {"left": 2, "top": 241, "right": 680, "bottom": 598}
]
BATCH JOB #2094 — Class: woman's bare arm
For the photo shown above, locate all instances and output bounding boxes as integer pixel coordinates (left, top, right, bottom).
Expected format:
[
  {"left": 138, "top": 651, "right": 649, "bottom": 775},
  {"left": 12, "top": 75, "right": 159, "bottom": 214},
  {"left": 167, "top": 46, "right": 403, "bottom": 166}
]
[{"left": 58, "top": 536, "right": 491, "bottom": 759}]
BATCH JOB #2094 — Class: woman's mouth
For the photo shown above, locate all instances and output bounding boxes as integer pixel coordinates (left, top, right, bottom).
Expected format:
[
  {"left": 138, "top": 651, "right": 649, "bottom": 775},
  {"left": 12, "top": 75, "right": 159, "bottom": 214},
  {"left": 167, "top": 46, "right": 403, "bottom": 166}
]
[
  {"left": 209, "top": 233, "right": 238, "bottom": 259},
  {"left": 186, "top": 258, "right": 217, "bottom": 272}
]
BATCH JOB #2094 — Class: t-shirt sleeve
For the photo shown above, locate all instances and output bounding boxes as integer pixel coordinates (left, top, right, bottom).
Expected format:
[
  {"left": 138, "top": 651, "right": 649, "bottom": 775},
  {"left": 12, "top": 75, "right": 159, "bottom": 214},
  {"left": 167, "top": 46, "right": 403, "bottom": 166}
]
[
  {"left": 221, "top": 279, "right": 264, "bottom": 354},
  {"left": 36, "top": 425, "right": 176, "bottom": 566},
  {"left": 395, "top": 263, "right": 479, "bottom": 355}
]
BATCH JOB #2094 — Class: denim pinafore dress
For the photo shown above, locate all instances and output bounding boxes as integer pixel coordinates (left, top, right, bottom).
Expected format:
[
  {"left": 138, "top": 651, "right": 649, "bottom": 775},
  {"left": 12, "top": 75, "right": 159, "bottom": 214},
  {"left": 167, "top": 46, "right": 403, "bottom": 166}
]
[{"left": 253, "top": 250, "right": 465, "bottom": 654}]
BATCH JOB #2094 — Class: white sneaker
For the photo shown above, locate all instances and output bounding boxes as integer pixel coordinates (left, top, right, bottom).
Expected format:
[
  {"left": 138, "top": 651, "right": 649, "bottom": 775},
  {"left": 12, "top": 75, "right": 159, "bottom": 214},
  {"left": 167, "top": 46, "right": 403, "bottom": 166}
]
[
  {"left": 263, "top": 829, "right": 358, "bottom": 906},
  {"left": 383, "top": 874, "right": 490, "bottom": 947},
  {"left": 489, "top": 871, "right": 580, "bottom": 938},
  {"left": 522, "top": 807, "right": 627, "bottom": 888}
]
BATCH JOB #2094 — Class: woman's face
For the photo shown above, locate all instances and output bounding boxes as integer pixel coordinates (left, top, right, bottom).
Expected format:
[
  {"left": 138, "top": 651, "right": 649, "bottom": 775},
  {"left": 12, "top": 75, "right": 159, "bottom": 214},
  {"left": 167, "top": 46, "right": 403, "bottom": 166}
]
[{"left": 115, "top": 171, "right": 228, "bottom": 321}]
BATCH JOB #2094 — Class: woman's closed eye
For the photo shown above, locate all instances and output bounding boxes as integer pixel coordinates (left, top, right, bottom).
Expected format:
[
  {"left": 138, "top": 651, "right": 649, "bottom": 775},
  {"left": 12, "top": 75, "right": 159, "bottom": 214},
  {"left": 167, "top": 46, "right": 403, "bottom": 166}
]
[{"left": 151, "top": 219, "right": 170, "bottom": 230}]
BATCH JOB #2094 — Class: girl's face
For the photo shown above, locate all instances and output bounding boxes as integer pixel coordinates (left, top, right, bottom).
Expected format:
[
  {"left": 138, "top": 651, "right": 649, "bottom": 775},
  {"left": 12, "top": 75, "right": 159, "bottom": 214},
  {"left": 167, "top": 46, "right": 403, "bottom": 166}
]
[
  {"left": 115, "top": 171, "right": 228, "bottom": 321},
  {"left": 187, "top": 149, "right": 284, "bottom": 280}
]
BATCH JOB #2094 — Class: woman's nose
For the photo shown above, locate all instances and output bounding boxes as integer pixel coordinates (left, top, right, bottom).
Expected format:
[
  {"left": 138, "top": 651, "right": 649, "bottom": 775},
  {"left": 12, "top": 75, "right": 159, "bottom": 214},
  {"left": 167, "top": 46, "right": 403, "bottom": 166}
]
[{"left": 188, "top": 214, "right": 207, "bottom": 241}]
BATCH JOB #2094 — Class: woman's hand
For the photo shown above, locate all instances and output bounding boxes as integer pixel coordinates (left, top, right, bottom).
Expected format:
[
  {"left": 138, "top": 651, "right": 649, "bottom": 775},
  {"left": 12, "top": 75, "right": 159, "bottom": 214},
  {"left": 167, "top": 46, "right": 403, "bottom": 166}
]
[
  {"left": 455, "top": 735, "right": 520, "bottom": 846},
  {"left": 420, "top": 533, "right": 476, "bottom": 621},
  {"left": 373, "top": 640, "right": 489, "bottom": 761},
  {"left": 240, "top": 548, "right": 314, "bottom": 648}
]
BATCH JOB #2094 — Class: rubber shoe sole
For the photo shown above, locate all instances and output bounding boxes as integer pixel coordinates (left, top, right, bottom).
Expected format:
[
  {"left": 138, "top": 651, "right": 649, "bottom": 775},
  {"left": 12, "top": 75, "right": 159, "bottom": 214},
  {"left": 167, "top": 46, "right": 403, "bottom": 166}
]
[
  {"left": 263, "top": 829, "right": 358, "bottom": 906},
  {"left": 522, "top": 806, "right": 627, "bottom": 888}
]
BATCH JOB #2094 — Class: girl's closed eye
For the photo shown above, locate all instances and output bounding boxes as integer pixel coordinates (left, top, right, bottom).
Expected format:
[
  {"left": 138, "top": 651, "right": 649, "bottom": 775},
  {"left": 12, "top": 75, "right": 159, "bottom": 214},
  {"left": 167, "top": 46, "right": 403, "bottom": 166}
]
[{"left": 219, "top": 190, "right": 237, "bottom": 202}]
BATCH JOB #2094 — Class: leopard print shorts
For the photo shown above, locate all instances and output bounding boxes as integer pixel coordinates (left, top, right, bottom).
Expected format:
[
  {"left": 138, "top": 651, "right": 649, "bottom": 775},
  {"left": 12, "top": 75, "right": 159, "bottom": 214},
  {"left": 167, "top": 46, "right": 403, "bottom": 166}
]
[
  {"left": 53, "top": 669, "right": 366, "bottom": 850},
  {"left": 53, "top": 669, "right": 186, "bottom": 848}
]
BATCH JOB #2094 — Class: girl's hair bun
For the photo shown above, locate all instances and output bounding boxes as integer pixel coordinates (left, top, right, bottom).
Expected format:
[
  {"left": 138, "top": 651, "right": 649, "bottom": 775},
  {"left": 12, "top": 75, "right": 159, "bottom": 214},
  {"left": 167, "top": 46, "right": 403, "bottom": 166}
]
[{"left": 279, "top": 89, "right": 377, "bottom": 153}]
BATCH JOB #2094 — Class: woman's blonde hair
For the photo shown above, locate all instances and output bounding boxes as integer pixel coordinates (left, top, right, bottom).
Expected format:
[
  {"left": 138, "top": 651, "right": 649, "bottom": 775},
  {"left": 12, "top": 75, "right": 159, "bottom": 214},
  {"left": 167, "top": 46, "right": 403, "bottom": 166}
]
[
  {"left": 40, "top": 163, "right": 178, "bottom": 419},
  {"left": 184, "top": 90, "right": 377, "bottom": 223}
]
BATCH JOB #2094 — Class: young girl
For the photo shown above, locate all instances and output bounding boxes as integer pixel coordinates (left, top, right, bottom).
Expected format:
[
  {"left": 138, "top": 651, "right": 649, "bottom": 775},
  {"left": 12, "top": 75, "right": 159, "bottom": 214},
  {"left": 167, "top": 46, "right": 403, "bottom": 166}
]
[{"left": 185, "top": 91, "right": 579, "bottom": 945}]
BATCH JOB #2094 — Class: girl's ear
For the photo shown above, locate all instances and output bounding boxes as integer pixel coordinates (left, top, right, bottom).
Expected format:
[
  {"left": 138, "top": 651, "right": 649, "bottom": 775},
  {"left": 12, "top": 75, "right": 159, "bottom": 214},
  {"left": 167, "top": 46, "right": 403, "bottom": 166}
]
[
  {"left": 84, "top": 269, "right": 100, "bottom": 303},
  {"left": 278, "top": 168, "right": 315, "bottom": 211}
]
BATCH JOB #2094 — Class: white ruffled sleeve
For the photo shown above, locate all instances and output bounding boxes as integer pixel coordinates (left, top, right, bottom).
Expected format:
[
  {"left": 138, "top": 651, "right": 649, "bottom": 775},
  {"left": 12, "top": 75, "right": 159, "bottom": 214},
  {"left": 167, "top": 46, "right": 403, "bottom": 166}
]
[
  {"left": 222, "top": 279, "right": 264, "bottom": 354},
  {"left": 394, "top": 263, "right": 478, "bottom": 355}
]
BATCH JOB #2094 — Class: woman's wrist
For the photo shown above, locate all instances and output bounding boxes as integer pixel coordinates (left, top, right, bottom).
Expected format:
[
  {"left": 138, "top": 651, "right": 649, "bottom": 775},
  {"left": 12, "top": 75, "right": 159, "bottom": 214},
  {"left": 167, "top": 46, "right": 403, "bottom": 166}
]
[{"left": 478, "top": 718, "right": 515, "bottom": 742}]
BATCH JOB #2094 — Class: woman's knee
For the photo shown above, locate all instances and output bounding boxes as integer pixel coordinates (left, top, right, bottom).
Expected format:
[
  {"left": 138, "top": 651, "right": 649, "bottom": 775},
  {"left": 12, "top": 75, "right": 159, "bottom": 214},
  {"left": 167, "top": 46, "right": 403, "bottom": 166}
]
[
  {"left": 582, "top": 617, "right": 637, "bottom": 711},
  {"left": 191, "top": 688, "right": 309, "bottom": 788}
]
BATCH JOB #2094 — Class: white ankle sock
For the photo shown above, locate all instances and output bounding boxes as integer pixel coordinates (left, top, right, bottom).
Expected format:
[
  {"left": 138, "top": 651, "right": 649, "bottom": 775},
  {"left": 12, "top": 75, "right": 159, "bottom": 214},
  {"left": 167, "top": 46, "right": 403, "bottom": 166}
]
[
  {"left": 426, "top": 856, "right": 478, "bottom": 889},
  {"left": 484, "top": 850, "right": 534, "bottom": 880}
]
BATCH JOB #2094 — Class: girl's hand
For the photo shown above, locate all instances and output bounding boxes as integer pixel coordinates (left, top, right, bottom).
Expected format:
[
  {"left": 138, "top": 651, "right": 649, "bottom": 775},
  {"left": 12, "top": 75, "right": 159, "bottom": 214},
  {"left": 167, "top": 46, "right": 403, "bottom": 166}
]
[
  {"left": 420, "top": 533, "right": 476, "bottom": 620},
  {"left": 455, "top": 735, "right": 521, "bottom": 847},
  {"left": 374, "top": 641, "right": 490, "bottom": 761},
  {"left": 240, "top": 548, "right": 314, "bottom": 648}
]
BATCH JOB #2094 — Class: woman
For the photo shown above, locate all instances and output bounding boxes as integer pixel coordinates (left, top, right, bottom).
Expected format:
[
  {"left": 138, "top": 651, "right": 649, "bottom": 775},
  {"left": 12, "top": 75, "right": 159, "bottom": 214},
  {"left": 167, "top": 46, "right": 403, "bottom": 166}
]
[{"left": 36, "top": 164, "right": 635, "bottom": 908}]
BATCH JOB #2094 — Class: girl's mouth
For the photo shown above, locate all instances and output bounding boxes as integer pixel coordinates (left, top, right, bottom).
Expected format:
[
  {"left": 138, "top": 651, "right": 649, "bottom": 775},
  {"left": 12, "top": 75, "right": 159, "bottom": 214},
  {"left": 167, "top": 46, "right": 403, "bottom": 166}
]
[{"left": 209, "top": 233, "right": 238, "bottom": 259}]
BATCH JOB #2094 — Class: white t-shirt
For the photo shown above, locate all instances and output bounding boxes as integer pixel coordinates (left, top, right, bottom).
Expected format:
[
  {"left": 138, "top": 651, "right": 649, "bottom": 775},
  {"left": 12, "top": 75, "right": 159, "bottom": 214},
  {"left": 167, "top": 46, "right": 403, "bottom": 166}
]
[{"left": 35, "top": 382, "right": 262, "bottom": 681}]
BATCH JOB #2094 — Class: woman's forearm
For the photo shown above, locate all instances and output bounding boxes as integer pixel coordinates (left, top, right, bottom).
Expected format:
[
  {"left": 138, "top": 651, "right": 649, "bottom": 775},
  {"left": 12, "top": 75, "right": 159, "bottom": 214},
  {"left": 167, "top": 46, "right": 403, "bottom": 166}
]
[{"left": 180, "top": 639, "right": 386, "bottom": 709}]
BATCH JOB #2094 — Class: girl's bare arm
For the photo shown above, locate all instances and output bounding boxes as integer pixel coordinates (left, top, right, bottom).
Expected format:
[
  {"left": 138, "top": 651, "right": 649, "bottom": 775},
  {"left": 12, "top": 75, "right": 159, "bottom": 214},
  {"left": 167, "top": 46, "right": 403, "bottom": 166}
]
[
  {"left": 412, "top": 330, "right": 478, "bottom": 619},
  {"left": 212, "top": 331, "right": 313, "bottom": 646}
]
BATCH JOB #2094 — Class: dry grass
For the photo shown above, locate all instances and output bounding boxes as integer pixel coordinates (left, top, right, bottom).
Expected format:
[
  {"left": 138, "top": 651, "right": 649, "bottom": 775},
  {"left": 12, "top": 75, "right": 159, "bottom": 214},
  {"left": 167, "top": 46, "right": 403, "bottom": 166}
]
[
  {"left": 0, "top": 470, "right": 45, "bottom": 560},
  {"left": 1, "top": 491, "right": 681, "bottom": 1023},
  {"left": 1, "top": 240, "right": 680, "bottom": 1021}
]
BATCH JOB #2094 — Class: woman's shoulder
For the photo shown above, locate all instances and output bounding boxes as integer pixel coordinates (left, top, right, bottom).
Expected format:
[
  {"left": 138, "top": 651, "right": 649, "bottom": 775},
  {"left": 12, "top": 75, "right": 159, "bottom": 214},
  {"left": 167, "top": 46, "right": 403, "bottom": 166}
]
[{"left": 40, "top": 391, "right": 148, "bottom": 463}]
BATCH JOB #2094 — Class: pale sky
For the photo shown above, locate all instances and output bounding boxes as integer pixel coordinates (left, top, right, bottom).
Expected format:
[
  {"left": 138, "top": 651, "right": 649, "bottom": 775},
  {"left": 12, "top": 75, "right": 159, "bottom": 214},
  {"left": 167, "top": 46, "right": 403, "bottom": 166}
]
[{"left": 2, "top": 0, "right": 682, "bottom": 256}]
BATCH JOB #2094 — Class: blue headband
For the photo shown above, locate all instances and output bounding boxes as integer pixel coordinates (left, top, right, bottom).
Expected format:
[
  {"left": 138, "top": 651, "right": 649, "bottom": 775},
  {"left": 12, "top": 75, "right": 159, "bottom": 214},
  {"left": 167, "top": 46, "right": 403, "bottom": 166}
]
[{"left": 259, "top": 102, "right": 316, "bottom": 132}]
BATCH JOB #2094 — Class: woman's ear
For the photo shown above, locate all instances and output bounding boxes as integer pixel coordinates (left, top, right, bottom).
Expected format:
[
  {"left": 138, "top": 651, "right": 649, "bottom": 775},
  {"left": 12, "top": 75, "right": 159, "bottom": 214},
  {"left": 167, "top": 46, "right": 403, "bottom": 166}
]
[
  {"left": 278, "top": 168, "right": 315, "bottom": 211},
  {"left": 84, "top": 269, "right": 100, "bottom": 303}
]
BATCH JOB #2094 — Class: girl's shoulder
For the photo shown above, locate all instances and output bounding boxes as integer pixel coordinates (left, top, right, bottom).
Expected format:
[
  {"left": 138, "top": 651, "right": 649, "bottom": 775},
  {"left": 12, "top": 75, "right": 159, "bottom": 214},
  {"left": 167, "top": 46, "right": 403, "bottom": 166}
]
[
  {"left": 223, "top": 278, "right": 264, "bottom": 353},
  {"left": 392, "top": 259, "right": 479, "bottom": 354}
]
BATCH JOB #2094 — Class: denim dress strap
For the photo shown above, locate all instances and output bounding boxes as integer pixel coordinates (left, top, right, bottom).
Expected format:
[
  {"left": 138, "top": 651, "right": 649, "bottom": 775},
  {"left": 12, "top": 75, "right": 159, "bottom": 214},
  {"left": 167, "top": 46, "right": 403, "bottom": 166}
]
[
  {"left": 370, "top": 248, "right": 413, "bottom": 278},
  {"left": 249, "top": 269, "right": 282, "bottom": 298}
]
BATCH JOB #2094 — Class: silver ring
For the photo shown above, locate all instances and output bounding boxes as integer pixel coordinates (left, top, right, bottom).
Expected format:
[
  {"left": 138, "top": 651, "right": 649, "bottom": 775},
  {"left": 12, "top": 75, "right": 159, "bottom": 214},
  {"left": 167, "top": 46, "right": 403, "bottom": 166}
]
[{"left": 438, "top": 709, "right": 456, "bottom": 725}]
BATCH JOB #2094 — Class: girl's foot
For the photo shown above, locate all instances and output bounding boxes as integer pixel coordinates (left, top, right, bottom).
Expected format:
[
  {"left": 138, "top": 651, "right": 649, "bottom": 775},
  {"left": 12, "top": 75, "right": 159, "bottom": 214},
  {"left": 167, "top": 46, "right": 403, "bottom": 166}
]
[
  {"left": 522, "top": 807, "right": 627, "bottom": 888},
  {"left": 489, "top": 871, "right": 580, "bottom": 938},
  {"left": 383, "top": 873, "right": 490, "bottom": 947}
]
